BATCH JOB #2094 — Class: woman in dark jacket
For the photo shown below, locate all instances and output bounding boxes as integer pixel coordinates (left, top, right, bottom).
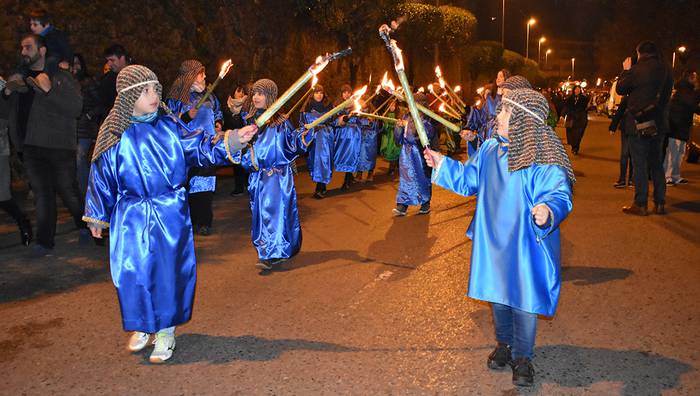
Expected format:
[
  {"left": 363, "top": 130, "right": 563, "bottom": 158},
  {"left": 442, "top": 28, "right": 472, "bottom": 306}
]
[
  {"left": 71, "top": 53, "right": 102, "bottom": 196},
  {"left": 563, "top": 85, "right": 589, "bottom": 154},
  {"left": 665, "top": 72, "right": 700, "bottom": 184}
]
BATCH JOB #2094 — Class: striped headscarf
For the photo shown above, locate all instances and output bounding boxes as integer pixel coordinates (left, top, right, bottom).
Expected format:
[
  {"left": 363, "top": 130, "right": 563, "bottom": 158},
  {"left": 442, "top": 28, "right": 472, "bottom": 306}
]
[
  {"left": 92, "top": 65, "right": 162, "bottom": 161},
  {"left": 245, "top": 78, "right": 285, "bottom": 127},
  {"left": 167, "top": 59, "right": 205, "bottom": 104},
  {"left": 499, "top": 88, "right": 575, "bottom": 184},
  {"left": 501, "top": 75, "right": 532, "bottom": 91}
]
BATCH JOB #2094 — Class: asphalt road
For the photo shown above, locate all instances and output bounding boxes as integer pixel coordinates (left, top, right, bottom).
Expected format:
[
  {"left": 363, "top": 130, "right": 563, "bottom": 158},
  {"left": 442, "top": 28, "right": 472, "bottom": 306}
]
[{"left": 1, "top": 116, "right": 699, "bottom": 395}]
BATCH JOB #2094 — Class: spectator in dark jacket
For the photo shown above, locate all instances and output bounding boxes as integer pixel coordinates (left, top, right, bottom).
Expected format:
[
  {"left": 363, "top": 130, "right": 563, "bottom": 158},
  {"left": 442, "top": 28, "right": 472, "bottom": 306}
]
[
  {"left": 563, "top": 85, "right": 589, "bottom": 154},
  {"left": 0, "top": 75, "right": 32, "bottom": 246},
  {"left": 609, "top": 97, "right": 633, "bottom": 188},
  {"left": 5, "top": 34, "right": 88, "bottom": 255},
  {"left": 71, "top": 53, "right": 102, "bottom": 195},
  {"left": 665, "top": 71, "right": 700, "bottom": 185},
  {"left": 99, "top": 44, "right": 132, "bottom": 111},
  {"left": 28, "top": 8, "right": 72, "bottom": 70},
  {"left": 616, "top": 40, "right": 673, "bottom": 216}
]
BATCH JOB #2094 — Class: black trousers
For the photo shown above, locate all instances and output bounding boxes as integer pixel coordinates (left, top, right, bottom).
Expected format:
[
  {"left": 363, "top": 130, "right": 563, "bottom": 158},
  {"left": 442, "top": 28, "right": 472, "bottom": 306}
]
[
  {"left": 232, "top": 164, "right": 248, "bottom": 193},
  {"left": 188, "top": 191, "right": 214, "bottom": 227},
  {"left": 618, "top": 131, "right": 633, "bottom": 183},
  {"left": 629, "top": 133, "right": 666, "bottom": 207},
  {"left": 23, "top": 145, "right": 86, "bottom": 248}
]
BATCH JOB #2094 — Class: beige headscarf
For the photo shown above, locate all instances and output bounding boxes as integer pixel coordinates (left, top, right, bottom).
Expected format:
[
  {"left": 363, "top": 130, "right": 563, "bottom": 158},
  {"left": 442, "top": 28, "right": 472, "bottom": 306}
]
[{"left": 92, "top": 65, "right": 162, "bottom": 161}]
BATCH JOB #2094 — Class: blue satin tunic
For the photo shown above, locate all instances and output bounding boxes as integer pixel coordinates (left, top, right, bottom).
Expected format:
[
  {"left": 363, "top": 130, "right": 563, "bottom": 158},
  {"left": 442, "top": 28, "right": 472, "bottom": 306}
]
[
  {"left": 432, "top": 136, "right": 573, "bottom": 316},
  {"left": 395, "top": 115, "right": 435, "bottom": 206},
  {"left": 235, "top": 114, "right": 314, "bottom": 260},
  {"left": 301, "top": 111, "right": 335, "bottom": 184},
  {"left": 333, "top": 111, "right": 362, "bottom": 172},
  {"left": 166, "top": 92, "right": 223, "bottom": 194},
  {"left": 84, "top": 115, "right": 238, "bottom": 333},
  {"left": 356, "top": 117, "right": 379, "bottom": 172},
  {"left": 467, "top": 94, "right": 500, "bottom": 156}
]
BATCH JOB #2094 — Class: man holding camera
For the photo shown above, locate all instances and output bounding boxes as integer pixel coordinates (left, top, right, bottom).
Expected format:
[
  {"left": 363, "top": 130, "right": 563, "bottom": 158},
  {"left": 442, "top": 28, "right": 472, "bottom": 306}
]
[{"left": 616, "top": 41, "right": 673, "bottom": 216}]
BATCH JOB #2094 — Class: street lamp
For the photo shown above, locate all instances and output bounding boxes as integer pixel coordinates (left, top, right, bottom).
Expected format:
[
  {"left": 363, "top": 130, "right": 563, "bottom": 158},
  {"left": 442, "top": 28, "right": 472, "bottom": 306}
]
[
  {"left": 501, "top": 0, "right": 506, "bottom": 48},
  {"left": 545, "top": 49, "right": 552, "bottom": 66},
  {"left": 672, "top": 46, "right": 687, "bottom": 69},
  {"left": 526, "top": 18, "right": 536, "bottom": 59},
  {"left": 538, "top": 37, "right": 546, "bottom": 64},
  {"left": 571, "top": 58, "right": 575, "bottom": 78}
]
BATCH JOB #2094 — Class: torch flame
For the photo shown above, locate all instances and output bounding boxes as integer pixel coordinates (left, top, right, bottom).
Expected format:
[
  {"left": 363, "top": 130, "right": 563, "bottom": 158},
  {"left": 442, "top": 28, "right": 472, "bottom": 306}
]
[
  {"left": 475, "top": 99, "right": 482, "bottom": 107},
  {"left": 352, "top": 85, "right": 368, "bottom": 99},
  {"left": 476, "top": 87, "right": 485, "bottom": 95},
  {"left": 418, "top": 86, "right": 425, "bottom": 93},
  {"left": 454, "top": 85, "right": 462, "bottom": 93},
  {"left": 439, "top": 77, "right": 446, "bottom": 89},
  {"left": 375, "top": 84, "right": 381, "bottom": 95},
  {"left": 353, "top": 97, "right": 362, "bottom": 114},
  {"left": 219, "top": 59, "right": 233, "bottom": 79},
  {"left": 309, "top": 55, "right": 330, "bottom": 75},
  {"left": 428, "top": 84, "right": 435, "bottom": 94},
  {"left": 381, "top": 75, "right": 396, "bottom": 93},
  {"left": 435, "top": 65, "right": 443, "bottom": 79},
  {"left": 438, "top": 103, "right": 447, "bottom": 113},
  {"left": 311, "top": 75, "right": 319, "bottom": 88},
  {"left": 389, "top": 40, "right": 405, "bottom": 71}
]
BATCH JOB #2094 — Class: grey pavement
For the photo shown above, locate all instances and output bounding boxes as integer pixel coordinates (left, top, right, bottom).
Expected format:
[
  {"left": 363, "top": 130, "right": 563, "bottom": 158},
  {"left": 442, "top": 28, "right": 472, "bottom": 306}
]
[{"left": 1, "top": 116, "right": 699, "bottom": 395}]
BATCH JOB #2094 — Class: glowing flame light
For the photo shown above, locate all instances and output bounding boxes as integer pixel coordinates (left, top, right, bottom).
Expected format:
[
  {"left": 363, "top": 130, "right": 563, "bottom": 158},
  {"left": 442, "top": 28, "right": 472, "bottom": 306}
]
[
  {"left": 454, "top": 85, "right": 462, "bottom": 93},
  {"left": 309, "top": 55, "right": 330, "bottom": 75},
  {"left": 311, "top": 75, "right": 319, "bottom": 88},
  {"left": 428, "top": 84, "right": 435, "bottom": 94},
  {"left": 435, "top": 65, "right": 443, "bottom": 79},
  {"left": 418, "top": 87, "right": 425, "bottom": 93},
  {"left": 439, "top": 77, "right": 446, "bottom": 89},
  {"left": 375, "top": 84, "right": 381, "bottom": 95},
  {"left": 596, "top": 78, "right": 602, "bottom": 87},
  {"left": 381, "top": 73, "right": 396, "bottom": 93},
  {"left": 219, "top": 59, "right": 233, "bottom": 79},
  {"left": 476, "top": 87, "right": 485, "bottom": 95},
  {"left": 475, "top": 99, "right": 482, "bottom": 106}
]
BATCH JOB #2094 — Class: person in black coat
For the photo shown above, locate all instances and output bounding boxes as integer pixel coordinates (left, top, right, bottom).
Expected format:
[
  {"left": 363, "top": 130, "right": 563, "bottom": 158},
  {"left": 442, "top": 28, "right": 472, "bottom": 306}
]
[
  {"left": 616, "top": 40, "right": 674, "bottom": 216},
  {"left": 664, "top": 71, "right": 700, "bottom": 185},
  {"left": 609, "top": 96, "right": 633, "bottom": 188},
  {"left": 563, "top": 85, "right": 589, "bottom": 154},
  {"left": 28, "top": 9, "right": 72, "bottom": 70}
]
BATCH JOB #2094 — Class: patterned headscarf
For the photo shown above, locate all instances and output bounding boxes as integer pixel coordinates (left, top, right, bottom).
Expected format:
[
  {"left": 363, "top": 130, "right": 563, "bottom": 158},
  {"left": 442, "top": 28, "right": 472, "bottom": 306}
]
[
  {"left": 245, "top": 78, "right": 285, "bottom": 126},
  {"left": 92, "top": 65, "right": 162, "bottom": 161},
  {"left": 167, "top": 59, "right": 205, "bottom": 104},
  {"left": 501, "top": 75, "right": 532, "bottom": 91},
  {"left": 499, "top": 88, "right": 575, "bottom": 184}
]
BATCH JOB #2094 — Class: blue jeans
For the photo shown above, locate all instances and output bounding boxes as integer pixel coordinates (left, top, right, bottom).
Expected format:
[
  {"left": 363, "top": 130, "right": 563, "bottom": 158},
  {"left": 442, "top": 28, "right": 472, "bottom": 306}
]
[
  {"left": 492, "top": 303, "right": 538, "bottom": 360},
  {"left": 76, "top": 138, "right": 94, "bottom": 196}
]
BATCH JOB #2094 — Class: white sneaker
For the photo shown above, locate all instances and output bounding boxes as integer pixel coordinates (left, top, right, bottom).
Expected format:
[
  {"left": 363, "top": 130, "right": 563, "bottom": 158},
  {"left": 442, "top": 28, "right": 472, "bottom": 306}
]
[
  {"left": 127, "top": 331, "right": 150, "bottom": 352},
  {"left": 149, "top": 333, "right": 176, "bottom": 363}
]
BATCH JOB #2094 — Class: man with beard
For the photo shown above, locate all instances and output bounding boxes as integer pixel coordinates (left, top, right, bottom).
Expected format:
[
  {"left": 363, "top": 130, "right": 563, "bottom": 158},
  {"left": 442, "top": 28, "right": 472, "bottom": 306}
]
[{"left": 3, "top": 34, "right": 87, "bottom": 255}]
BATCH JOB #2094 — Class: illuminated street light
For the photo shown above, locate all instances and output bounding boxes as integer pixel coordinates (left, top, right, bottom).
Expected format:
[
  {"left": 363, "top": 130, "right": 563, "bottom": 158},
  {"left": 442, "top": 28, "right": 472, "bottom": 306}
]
[
  {"left": 545, "top": 49, "right": 552, "bottom": 66},
  {"left": 538, "top": 37, "right": 546, "bottom": 64},
  {"left": 672, "top": 46, "right": 687, "bottom": 69},
  {"left": 571, "top": 58, "right": 575, "bottom": 78},
  {"left": 526, "top": 18, "right": 536, "bottom": 59}
]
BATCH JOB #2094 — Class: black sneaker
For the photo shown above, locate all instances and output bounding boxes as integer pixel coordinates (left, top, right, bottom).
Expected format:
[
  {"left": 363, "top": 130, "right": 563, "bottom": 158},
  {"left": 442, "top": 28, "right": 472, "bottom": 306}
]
[
  {"left": 198, "top": 226, "right": 211, "bottom": 236},
  {"left": 255, "top": 260, "right": 272, "bottom": 270},
  {"left": 613, "top": 181, "right": 626, "bottom": 189},
  {"left": 418, "top": 203, "right": 431, "bottom": 215},
  {"left": 511, "top": 357, "right": 535, "bottom": 387},
  {"left": 313, "top": 191, "right": 324, "bottom": 200},
  {"left": 487, "top": 343, "right": 512, "bottom": 370}
]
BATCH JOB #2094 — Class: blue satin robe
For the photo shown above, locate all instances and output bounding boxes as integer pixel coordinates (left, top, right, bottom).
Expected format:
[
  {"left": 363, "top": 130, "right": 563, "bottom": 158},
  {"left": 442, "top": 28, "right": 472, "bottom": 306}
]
[
  {"left": 395, "top": 115, "right": 435, "bottom": 206},
  {"left": 301, "top": 111, "right": 335, "bottom": 184},
  {"left": 83, "top": 115, "right": 238, "bottom": 333},
  {"left": 432, "top": 136, "right": 573, "bottom": 316},
  {"left": 234, "top": 115, "right": 314, "bottom": 260},
  {"left": 166, "top": 92, "right": 223, "bottom": 194},
  {"left": 467, "top": 94, "right": 500, "bottom": 156},
  {"left": 333, "top": 111, "right": 362, "bottom": 172},
  {"left": 357, "top": 117, "right": 379, "bottom": 172}
]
